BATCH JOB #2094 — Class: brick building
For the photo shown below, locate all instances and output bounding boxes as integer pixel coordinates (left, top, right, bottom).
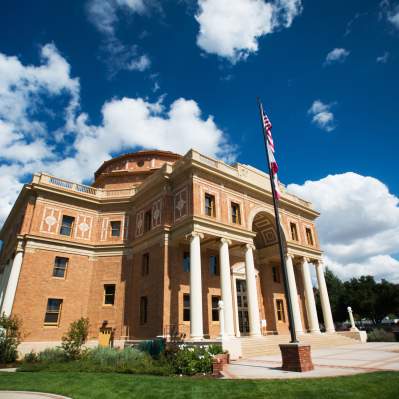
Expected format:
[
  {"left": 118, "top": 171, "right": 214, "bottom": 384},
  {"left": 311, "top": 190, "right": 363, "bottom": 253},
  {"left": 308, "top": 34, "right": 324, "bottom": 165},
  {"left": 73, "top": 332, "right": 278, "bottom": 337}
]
[{"left": 0, "top": 149, "right": 340, "bottom": 354}]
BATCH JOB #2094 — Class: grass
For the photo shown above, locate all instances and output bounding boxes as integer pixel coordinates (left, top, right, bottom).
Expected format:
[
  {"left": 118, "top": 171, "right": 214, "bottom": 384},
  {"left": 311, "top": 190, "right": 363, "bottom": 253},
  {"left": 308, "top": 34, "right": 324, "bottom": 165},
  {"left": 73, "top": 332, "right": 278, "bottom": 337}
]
[{"left": 0, "top": 371, "right": 399, "bottom": 399}]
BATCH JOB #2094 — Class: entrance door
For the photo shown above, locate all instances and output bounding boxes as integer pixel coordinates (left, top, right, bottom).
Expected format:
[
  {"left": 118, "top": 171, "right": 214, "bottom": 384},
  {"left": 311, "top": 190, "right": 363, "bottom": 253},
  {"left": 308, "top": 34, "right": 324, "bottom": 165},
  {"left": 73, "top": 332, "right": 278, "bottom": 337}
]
[{"left": 236, "top": 279, "right": 250, "bottom": 334}]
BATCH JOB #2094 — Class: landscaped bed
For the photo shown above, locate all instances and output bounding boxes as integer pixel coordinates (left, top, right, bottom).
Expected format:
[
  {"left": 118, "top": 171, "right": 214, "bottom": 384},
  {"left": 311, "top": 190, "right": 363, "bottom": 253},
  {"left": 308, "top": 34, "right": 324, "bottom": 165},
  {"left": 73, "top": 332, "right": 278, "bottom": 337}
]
[{"left": 1, "top": 371, "right": 399, "bottom": 399}]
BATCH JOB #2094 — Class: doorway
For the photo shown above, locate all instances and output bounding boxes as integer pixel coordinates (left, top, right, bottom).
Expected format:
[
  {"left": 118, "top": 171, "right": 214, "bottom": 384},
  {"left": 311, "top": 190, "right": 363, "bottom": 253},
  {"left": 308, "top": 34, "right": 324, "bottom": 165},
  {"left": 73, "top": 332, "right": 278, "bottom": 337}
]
[{"left": 236, "top": 279, "right": 249, "bottom": 334}]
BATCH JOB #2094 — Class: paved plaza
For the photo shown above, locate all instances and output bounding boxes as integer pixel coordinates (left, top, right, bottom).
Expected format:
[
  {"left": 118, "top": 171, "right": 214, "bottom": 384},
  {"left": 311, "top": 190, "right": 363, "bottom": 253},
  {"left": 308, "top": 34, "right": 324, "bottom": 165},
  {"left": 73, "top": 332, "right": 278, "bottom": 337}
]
[
  {"left": 224, "top": 342, "right": 399, "bottom": 379},
  {"left": 0, "top": 393, "right": 70, "bottom": 399}
]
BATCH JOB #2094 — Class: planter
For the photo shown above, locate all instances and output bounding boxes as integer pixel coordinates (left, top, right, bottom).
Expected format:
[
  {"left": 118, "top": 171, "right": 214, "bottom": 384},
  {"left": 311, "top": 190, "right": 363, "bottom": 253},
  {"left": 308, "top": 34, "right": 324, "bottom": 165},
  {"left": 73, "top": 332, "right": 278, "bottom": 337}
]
[{"left": 212, "top": 353, "right": 229, "bottom": 377}]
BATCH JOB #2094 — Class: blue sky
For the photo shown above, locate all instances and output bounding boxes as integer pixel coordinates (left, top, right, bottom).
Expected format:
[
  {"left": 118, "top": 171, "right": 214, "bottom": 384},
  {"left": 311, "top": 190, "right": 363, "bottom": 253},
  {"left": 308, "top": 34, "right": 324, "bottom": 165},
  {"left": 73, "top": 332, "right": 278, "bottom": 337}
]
[{"left": 0, "top": 0, "right": 398, "bottom": 282}]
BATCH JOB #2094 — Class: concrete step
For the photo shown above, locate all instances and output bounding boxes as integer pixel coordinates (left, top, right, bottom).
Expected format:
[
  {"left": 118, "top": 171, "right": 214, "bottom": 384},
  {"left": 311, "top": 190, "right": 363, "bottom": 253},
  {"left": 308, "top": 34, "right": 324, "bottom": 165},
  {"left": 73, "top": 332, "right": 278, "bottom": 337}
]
[{"left": 239, "top": 333, "right": 357, "bottom": 358}]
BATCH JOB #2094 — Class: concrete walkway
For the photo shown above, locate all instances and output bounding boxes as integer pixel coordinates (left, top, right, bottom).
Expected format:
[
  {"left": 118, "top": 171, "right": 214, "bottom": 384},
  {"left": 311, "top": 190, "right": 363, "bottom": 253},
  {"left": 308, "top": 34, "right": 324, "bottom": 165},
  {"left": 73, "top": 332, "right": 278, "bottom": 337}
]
[
  {"left": 0, "top": 393, "right": 70, "bottom": 399},
  {"left": 224, "top": 342, "right": 399, "bottom": 379}
]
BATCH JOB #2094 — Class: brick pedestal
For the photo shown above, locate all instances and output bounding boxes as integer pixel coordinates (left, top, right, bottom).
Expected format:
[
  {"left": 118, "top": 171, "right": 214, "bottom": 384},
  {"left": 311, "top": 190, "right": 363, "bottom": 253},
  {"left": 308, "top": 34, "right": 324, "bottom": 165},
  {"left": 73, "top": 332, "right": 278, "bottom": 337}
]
[
  {"left": 279, "top": 344, "right": 314, "bottom": 372},
  {"left": 212, "top": 353, "right": 230, "bottom": 377}
]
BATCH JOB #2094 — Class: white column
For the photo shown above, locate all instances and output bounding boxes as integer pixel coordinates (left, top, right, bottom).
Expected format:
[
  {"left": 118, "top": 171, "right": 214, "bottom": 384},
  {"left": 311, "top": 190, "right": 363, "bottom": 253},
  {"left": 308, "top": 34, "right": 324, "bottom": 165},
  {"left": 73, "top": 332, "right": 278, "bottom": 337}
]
[
  {"left": 1, "top": 244, "right": 24, "bottom": 317},
  {"left": 218, "top": 300, "right": 225, "bottom": 339},
  {"left": 285, "top": 254, "right": 304, "bottom": 335},
  {"left": 219, "top": 238, "right": 235, "bottom": 337},
  {"left": 244, "top": 244, "right": 261, "bottom": 336},
  {"left": 188, "top": 232, "right": 204, "bottom": 340},
  {"left": 316, "top": 260, "right": 335, "bottom": 333},
  {"left": 347, "top": 307, "right": 359, "bottom": 332},
  {"left": 300, "top": 258, "right": 320, "bottom": 334}
]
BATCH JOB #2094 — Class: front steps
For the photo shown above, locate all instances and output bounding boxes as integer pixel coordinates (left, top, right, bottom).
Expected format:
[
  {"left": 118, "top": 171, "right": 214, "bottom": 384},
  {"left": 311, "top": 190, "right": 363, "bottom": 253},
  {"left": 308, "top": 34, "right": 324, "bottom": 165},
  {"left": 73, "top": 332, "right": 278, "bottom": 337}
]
[{"left": 229, "top": 333, "right": 358, "bottom": 359}]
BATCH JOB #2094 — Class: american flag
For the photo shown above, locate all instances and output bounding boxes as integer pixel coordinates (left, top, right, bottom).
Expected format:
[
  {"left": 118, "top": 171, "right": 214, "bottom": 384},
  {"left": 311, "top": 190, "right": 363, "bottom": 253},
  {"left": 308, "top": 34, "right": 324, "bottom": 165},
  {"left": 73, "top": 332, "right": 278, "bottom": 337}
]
[{"left": 261, "top": 104, "right": 281, "bottom": 200}]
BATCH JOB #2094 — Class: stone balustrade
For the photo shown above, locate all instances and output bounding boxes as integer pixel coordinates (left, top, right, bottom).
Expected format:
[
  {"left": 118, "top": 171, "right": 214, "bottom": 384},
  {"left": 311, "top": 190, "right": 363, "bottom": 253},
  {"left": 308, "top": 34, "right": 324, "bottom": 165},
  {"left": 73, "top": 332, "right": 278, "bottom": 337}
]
[{"left": 33, "top": 173, "right": 136, "bottom": 199}]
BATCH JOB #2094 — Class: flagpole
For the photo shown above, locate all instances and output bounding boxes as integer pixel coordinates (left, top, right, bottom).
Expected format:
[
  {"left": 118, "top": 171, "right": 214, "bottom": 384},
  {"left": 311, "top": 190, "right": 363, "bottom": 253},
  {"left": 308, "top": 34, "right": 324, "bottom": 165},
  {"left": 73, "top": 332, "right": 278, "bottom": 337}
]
[{"left": 257, "top": 97, "right": 298, "bottom": 344}]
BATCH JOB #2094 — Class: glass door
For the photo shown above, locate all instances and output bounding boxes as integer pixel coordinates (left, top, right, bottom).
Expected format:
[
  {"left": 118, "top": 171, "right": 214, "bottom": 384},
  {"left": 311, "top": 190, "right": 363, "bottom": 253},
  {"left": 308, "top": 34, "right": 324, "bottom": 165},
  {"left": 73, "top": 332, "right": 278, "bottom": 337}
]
[{"left": 236, "top": 279, "right": 249, "bottom": 334}]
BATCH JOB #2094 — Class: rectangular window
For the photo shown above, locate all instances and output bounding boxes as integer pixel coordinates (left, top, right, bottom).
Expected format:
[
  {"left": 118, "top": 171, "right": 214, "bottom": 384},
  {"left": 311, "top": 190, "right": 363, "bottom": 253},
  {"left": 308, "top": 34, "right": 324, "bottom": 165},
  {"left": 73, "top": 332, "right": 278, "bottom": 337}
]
[
  {"left": 290, "top": 222, "right": 299, "bottom": 241},
  {"left": 212, "top": 296, "right": 220, "bottom": 321},
  {"left": 231, "top": 202, "right": 241, "bottom": 224},
  {"left": 142, "top": 253, "right": 150, "bottom": 276},
  {"left": 52, "top": 257, "right": 68, "bottom": 278},
  {"left": 44, "top": 298, "right": 63, "bottom": 325},
  {"left": 209, "top": 255, "right": 219, "bottom": 276},
  {"left": 144, "top": 210, "right": 152, "bottom": 232},
  {"left": 183, "top": 251, "right": 190, "bottom": 273},
  {"left": 306, "top": 227, "right": 314, "bottom": 246},
  {"left": 60, "top": 215, "right": 75, "bottom": 236},
  {"left": 204, "top": 194, "right": 216, "bottom": 217},
  {"left": 276, "top": 299, "right": 286, "bottom": 322},
  {"left": 183, "top": 294, "right": 190, "bottom": 321},
  {"left": 104, "top": 284, "right": 116, "bottom": 305},
  {"left": 140, "top": 296, "right": 148, "bottom": 324},
  {"left": 110, "top": 221, "right": 121, "bottom": 237},
  {"left": 272, "top": 265, "right": 280, "bottom": 283}
]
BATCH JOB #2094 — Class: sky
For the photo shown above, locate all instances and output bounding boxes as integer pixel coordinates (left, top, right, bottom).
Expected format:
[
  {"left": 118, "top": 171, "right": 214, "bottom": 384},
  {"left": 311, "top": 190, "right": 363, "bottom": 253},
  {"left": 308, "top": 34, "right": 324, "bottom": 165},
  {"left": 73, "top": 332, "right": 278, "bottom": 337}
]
[{"left": 0, "top": 0, "right": 398, "bottom": 282}]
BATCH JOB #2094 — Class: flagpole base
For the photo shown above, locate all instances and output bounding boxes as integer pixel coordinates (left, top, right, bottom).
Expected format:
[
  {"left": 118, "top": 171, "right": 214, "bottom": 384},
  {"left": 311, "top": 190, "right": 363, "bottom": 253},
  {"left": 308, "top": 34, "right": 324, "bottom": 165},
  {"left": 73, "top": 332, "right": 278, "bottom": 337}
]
[{"left": 279, "top": 344, "right": 314, "bottom": 372}]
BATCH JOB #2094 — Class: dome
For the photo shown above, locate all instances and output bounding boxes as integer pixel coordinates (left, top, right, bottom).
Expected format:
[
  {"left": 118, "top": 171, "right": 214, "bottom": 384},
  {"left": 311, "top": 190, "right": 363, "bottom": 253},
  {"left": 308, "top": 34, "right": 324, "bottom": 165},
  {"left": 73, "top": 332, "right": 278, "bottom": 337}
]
[{"left": 92, "top": 150, "right": 182, "bottom": 190}]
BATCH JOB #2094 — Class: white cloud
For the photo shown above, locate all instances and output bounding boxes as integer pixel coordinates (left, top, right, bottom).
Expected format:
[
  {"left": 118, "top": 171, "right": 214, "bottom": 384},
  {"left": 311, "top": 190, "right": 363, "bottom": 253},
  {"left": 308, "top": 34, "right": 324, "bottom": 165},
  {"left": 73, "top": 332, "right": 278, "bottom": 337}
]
[
  {"left": 287, "top": 172, "right": 399, "bottom": 282},
  {"left": 0, "top": 45, "right": 235, "bottom": 226},
  {"left": 308, "top": 100, "right": 336, "bottom": 132},
  {"left": 86, "top": 0, "right": 153, "bottom": 76},
  {"left": 195, "top": 0, "right": 302, "bottom": 63},
  {"left": 380, "top": 1, "right": 399, "bottom": 29},
  {"left": 127, "top": 54, "right": 151, "bottom": 71},
  {"left": 87, "top": 0, "right": 148, "bottom": 35},
  {"left": 377, "top": 51, "right": 389, "bottom": 63},
  {"left": 324, "top": 48, "right": 350, "bottom": 66}
]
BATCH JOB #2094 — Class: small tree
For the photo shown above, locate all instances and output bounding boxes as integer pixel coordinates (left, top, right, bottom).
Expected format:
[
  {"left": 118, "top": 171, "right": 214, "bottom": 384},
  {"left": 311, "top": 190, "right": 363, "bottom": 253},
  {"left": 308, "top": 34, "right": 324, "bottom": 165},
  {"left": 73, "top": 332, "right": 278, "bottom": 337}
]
[
  {"left": 0, "top": 313, "right": 22, "bottom": 364},
  {"left": 60, "top": 317, "right": 89, "bottom": 360}
]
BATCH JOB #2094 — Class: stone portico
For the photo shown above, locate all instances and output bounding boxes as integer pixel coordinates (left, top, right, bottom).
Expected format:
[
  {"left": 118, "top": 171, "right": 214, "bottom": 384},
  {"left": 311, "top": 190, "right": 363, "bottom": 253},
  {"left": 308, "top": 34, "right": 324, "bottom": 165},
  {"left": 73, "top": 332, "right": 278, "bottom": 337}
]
[{"left": 0, "top": 149, "right": 341, "bottom": 354}]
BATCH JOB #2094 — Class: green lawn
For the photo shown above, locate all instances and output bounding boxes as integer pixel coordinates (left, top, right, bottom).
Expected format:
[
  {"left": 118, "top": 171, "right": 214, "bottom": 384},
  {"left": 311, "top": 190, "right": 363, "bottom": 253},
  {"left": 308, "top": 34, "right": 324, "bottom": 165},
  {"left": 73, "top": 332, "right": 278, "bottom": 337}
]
[{"left": 0, "top": 372, "right": 398, "bottom": 399}]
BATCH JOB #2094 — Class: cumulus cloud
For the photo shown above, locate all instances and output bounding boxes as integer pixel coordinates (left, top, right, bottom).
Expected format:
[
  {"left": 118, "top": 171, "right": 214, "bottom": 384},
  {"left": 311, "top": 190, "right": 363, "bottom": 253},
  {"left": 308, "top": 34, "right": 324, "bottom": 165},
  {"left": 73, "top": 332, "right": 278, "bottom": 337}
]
[
  {"left": 287, "top": 172, "right": 399, "bottom": 282},
  {"left": 377, "top": 51, "right": 390, "bottom": 63},
  {"left": 0, "top": 45, "right": 235, "bottom": 226},
  {"left": 86, "top": 0, "right": 153, "bottom": 76},
  {"left": 324, "top": 48, "right": 350, "bottom": 66},
  {"left": 308, "top": 100, "right": 336, "bottom": 132},
  {"left": 380, "top": 0, "right": 399, "bottom": 30},
  {"left": 195, "top": 0, "right": 302, "bottom": 63}
]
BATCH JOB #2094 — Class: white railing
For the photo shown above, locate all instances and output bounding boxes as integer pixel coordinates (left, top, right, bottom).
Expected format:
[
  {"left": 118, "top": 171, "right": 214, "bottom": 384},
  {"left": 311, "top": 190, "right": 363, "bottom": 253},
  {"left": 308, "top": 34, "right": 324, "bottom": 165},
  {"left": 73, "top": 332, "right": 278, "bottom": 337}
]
[{"left": 34, "top": 173, "right": 136, "bottom": 199}]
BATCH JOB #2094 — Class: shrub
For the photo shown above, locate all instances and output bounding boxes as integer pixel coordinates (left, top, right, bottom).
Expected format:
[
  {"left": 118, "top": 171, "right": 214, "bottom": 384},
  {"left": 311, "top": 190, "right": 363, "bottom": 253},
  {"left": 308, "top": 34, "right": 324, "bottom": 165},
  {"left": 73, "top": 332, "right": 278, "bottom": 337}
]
[
  {"left": 368, "top": 328, "right": 395, "bottom": 342},
  {"left": 137, "top": 338, "right": 165, "bottom": 358},
  {"left": 0, "top": 313, "right": 22, "bottom": 364},
  {"left": 38, "top": 348, "right": 67, "bottom": 363},
  {"left": 168, "top": 345, "right": 218, "bottom": 376},
  {"left": 23, "top": 351, "right": 38, "bottom": 364},
  {"left": 60, "top": 317, "right": 89, "bottom": 360},
  {"left": 19, "top": 346, "right": 172, "bottom": 376}
]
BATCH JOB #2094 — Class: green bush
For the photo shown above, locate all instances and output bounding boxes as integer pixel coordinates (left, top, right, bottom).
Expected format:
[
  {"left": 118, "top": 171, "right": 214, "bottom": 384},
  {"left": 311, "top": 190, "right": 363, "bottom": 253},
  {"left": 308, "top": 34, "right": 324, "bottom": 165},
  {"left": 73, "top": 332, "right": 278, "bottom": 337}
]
[
  {"left": 137, "top": 338, "right": 165, "bottom": 358},
  {"left": 19, "top": 346, "right": 172, "bottom": 376},
  {"left": 0, "top": 313, "right": 21, "bottom": 364},
  {"left": 60, "top": 317, "right": 89, "bottom": 360},
  {"left": 38, "top": 348, "right": 66, "bottom": 363},
  {"left": 168, "top": 344, "right": 221, "bottom": 376},
  {"left": 368, "top": 328, "right": 395, "bottom": 342}
]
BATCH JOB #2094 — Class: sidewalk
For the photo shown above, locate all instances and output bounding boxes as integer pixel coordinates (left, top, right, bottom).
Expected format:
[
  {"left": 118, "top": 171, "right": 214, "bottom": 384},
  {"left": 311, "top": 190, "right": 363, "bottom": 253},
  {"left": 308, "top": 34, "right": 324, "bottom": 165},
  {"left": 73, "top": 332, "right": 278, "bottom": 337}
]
[
  {"left": 224, "top": 342, "right": 399, "bottom": 379},
  {"left": 0, "top": 393, "right": 70, "bottom": 399}
]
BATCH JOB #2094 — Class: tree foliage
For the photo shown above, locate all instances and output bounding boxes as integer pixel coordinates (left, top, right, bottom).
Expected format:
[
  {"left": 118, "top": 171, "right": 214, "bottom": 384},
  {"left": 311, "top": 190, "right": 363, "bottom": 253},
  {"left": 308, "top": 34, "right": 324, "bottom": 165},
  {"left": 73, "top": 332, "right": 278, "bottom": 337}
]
[
  {"left": 0, "top": 313, "right": 22, "bottom": 364},
  {"left": 316, "top": 269, "right": 399, "bottom": 325},
  {"left": 60, "top": 317, "right": 90, "bottom": 360}
]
